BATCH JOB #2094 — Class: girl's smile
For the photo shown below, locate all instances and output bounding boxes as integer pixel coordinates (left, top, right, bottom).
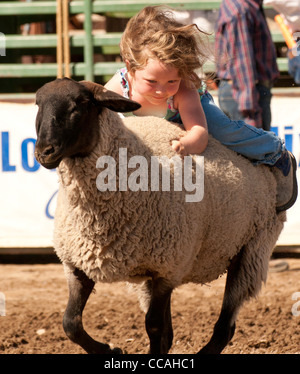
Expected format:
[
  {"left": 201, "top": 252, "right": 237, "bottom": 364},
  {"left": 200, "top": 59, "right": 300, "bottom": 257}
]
[{"left": 128, "top": 58, "right": 181, "bottom": 113}]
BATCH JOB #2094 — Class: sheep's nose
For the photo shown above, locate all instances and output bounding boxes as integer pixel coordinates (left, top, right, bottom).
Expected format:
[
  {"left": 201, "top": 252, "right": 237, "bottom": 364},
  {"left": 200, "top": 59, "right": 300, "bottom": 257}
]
[
  {"left": 34, "top": 144, "right": 56, "bottom": 164},
  {"left": 42, "top": 145, "right": 55, "bottom": 156}
]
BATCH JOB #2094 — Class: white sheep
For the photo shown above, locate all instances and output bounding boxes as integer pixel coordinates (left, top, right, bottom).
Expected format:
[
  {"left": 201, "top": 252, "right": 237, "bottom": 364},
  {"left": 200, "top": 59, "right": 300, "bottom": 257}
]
[{"left": 34, "top": 78, "right": 286, "bottom": 354}]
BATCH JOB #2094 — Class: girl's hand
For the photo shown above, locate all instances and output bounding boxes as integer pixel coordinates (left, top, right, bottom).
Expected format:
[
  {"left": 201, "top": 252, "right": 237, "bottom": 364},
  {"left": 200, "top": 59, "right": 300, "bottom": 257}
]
[{"left": 171, "top": 139, "right": 188, "bottom": 157}]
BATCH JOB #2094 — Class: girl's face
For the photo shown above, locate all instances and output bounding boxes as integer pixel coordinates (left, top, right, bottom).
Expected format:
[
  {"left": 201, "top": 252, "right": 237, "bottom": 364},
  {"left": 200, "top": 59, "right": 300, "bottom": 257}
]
[{"left": 129, "top": 58, "right": 181, "bottom": 106}]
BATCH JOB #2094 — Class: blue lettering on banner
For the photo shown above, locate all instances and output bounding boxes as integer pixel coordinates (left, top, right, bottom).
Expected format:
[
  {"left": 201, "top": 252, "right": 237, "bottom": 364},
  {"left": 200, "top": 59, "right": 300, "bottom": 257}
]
[
  {"left": 21, "top": 138, "right": 40, "bottom": 172},
  {"left": 1, "top": 131, "right": 16, "bottom": 171},
  {"left": 1, "top": 131, "right": 41, "bottom": 172},
  {"left": 1, "top": 128, "right": 299, "bottom": 172},
  {"left": 45, "top": 190, "right": 58, "bottom": 219},
  {"left": 271, "top": 126, "right": 293, "bottom": 151},
  {"left": 271, "top": 126, "right": 299, "bottom": 166}
]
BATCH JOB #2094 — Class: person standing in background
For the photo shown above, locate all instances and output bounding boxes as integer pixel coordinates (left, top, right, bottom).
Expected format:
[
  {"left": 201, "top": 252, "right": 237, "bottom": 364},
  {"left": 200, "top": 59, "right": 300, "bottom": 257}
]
[
  {"left": 265, "top": 0, "right": 300, "bottom": 85},
  {"left": 215, "top": 0, "right": 279, "bottom": 131}
]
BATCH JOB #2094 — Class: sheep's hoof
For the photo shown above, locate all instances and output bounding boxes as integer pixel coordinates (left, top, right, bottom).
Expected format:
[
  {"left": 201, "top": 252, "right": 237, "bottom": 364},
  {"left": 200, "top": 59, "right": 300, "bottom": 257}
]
[
  {"left": 86, "top": 342, "right": 123, "bottom": 354},
  {"left": 111, "top": 347, "right": 123, "bottom": 354}
]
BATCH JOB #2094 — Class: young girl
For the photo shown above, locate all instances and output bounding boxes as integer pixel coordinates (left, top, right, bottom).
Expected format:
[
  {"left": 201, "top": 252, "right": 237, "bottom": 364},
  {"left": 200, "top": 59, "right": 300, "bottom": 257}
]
[{"left": 105, "top": 5, "right": 297, "bottom": 211}]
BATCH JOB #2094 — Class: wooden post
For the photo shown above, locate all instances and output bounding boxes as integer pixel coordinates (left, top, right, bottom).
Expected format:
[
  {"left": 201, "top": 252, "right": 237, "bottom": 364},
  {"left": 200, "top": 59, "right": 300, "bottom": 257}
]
[
  {"left": 63, "top": 0, "right": 70, "bottom": 77},
  {"left": 56, "top": 0, "right": 63, "bottom": 78},
  {"left": 56, "top": 0, "right": 70, "bottom": 78}
]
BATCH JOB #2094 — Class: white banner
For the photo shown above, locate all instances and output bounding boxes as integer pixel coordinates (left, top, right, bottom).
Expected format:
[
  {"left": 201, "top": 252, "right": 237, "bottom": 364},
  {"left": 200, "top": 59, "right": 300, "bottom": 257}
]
[
  {"left": 0, "top": 96, "right": 299, "bottom": 248},
  {"left": 0, "top": 103, "right": 58, "bottom": 247},
  {"left": 269, "top": 96, "right": 300, "bottom": 245}
]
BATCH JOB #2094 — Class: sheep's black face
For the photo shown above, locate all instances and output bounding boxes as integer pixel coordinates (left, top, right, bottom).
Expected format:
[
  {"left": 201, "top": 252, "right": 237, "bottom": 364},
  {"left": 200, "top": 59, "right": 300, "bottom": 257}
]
[
  {"left": 35, "top": 78, "right": 141, "bottom": 169},
  {"left": 34, "top": 78, "right": 99, "bottom": 169}
]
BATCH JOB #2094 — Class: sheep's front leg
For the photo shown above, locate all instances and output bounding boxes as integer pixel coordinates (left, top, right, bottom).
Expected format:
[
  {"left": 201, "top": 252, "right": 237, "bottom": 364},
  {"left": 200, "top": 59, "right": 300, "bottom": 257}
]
[
  {"left": 63, "top": 267, "right": 121, "bottom": 354},
  {"left": 145, "top": 277, "right": 173, "bottom": 354}
]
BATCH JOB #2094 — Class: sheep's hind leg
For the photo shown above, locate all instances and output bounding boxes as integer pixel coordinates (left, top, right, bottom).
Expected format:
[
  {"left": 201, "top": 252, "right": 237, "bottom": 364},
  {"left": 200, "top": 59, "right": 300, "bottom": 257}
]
[
  {"left": 63, "top": 267, "right": 121, "bottom": 354},
  {"left": 145, "top": 277, "right": 173, "bottom": 354},
  {"left": 199, "top": 249, "right": 247, "bottom": 354}
]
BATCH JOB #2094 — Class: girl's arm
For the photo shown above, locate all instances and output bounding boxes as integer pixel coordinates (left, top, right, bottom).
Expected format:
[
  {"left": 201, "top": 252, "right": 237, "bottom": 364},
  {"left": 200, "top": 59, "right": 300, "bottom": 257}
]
[
  {"left": 104, "top": 73, "right": 124, "bottom": 95},
  {"left": 172, "top": 82, "right": 208, "bottom": 156}
]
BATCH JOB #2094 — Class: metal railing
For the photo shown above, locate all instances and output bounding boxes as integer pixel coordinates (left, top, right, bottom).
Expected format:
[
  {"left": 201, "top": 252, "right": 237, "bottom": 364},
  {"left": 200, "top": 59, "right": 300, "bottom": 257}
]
[{"left": 0, "top": 0, "right": 294, "bottom": 97}]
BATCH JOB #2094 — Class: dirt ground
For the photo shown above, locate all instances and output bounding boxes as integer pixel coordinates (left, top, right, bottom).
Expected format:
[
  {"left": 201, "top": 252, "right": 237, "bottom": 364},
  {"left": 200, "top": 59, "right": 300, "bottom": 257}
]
[{"left": 0, "top": 258, "right": 299, "bottom": 354}]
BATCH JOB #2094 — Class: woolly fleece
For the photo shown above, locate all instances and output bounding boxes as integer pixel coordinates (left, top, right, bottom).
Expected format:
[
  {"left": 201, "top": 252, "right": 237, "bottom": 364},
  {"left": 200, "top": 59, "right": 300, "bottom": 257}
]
[{"left": 53, "top": 109, "right": 285, "bottom": 291}]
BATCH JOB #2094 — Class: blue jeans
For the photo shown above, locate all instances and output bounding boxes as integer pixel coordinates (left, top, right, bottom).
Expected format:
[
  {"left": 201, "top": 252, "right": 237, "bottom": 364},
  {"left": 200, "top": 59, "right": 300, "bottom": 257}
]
[
  {"left": 218, "top": 80, "right": 272, "bottom": 131},
  {"left": 288, "top": 54, "right": 300, "bottom": 85},
  {"left": 201, "top": 91, "right": 285, "bottom": 165}
]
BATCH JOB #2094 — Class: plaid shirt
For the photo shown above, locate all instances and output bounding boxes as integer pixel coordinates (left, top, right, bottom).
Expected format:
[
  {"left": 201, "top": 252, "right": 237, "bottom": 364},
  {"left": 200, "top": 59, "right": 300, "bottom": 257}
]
[{"left": 215, "top": 0, "right": 279, "bottom": 112}]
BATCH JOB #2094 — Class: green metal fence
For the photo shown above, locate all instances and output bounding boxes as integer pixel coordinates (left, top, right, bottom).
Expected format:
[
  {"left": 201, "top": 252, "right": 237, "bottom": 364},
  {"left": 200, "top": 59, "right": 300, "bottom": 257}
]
[{"left": 0, "top": 0, "right": 293, "bottom": 97}]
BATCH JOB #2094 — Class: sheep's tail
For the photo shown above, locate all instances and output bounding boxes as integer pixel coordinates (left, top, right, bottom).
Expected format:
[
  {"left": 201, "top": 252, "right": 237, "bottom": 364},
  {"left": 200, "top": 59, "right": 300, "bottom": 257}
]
[{"left": 128, "top": 278, "right": 174, "bottom": 314}]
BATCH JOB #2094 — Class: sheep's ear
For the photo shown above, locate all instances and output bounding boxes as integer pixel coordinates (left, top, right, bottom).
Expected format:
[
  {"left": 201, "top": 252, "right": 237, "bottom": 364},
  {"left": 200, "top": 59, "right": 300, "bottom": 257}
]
[{"left": 79, "top": 80, "right": 141, "bottom": 113}]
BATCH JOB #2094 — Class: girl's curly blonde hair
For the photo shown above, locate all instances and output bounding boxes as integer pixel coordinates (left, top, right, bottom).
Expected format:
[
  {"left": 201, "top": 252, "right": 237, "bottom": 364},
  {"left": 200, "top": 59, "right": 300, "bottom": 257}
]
[{"left": 120, "top": 6, "right": 211, "bottom": 89}]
